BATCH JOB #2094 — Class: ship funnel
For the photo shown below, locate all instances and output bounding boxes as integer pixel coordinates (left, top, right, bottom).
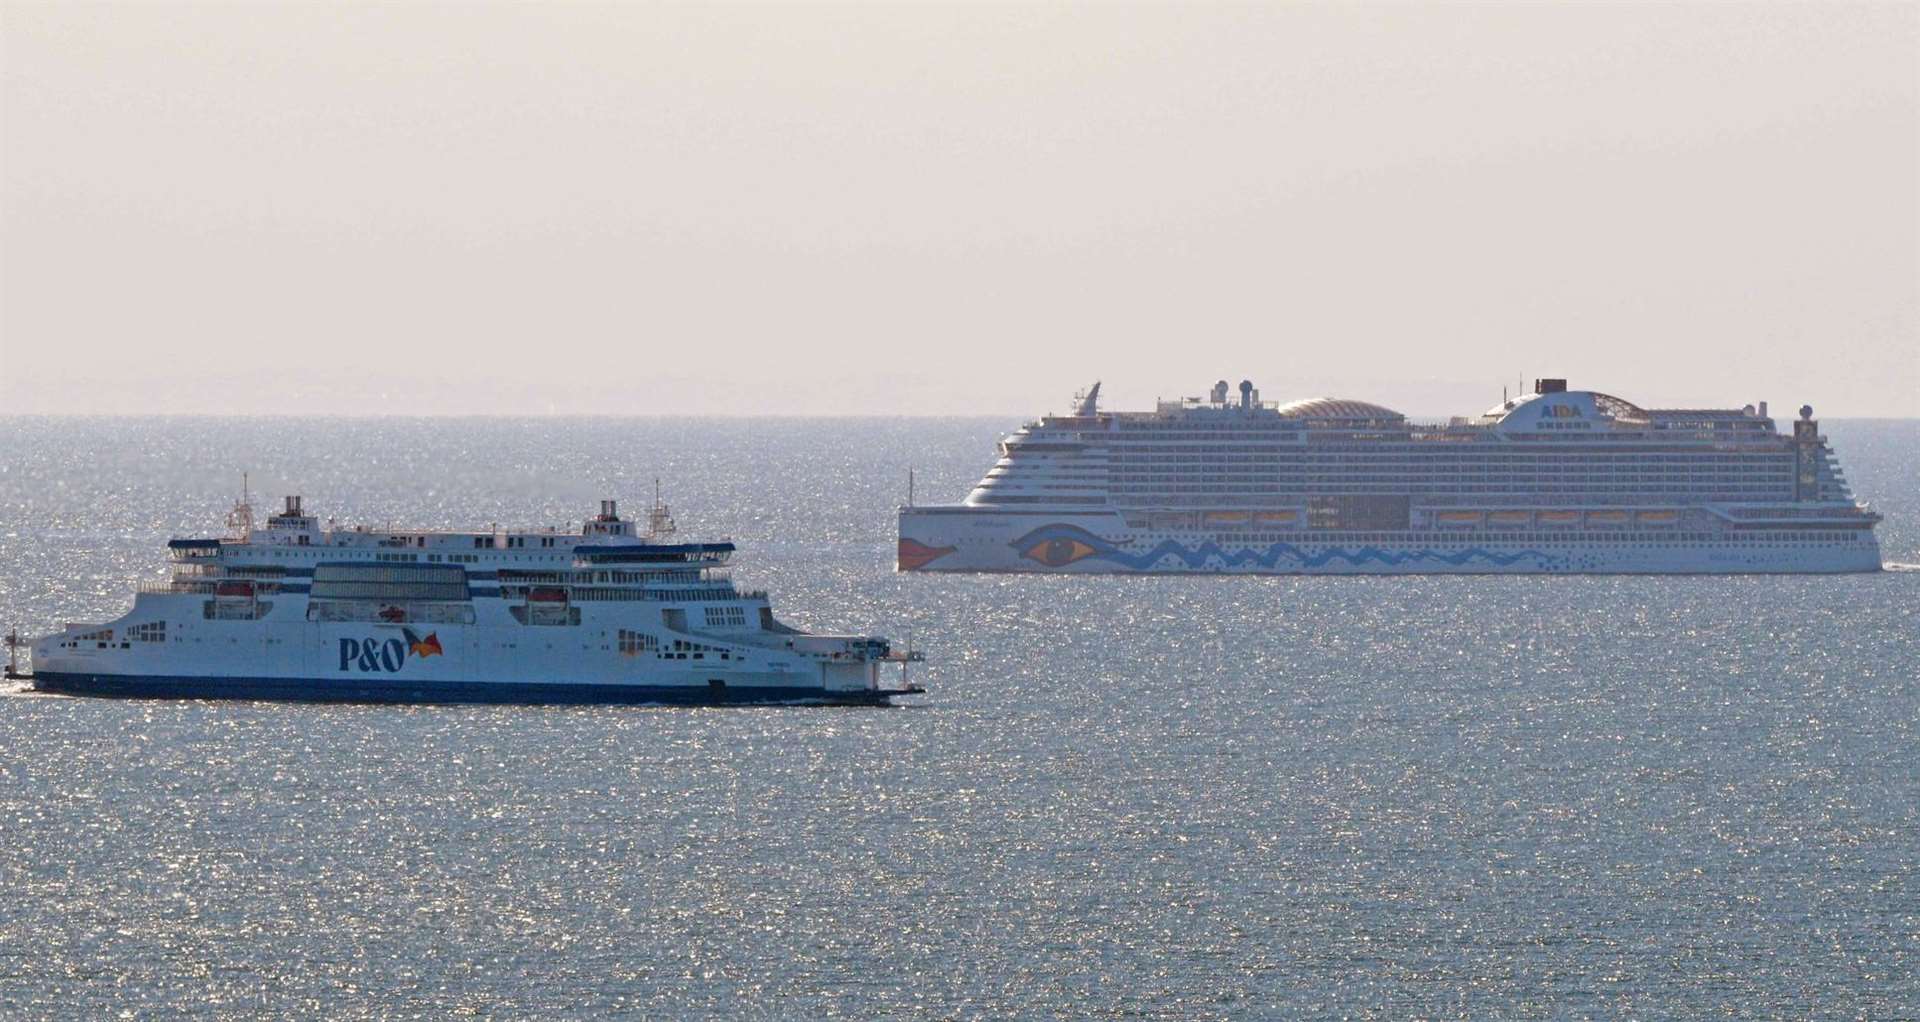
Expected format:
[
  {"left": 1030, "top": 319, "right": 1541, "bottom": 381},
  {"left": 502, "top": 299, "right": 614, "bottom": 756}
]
[
  {"left": 1211, "top": 380, "right": 1230, "bottom": 404},
  {"left": 1075, "top": 382, "right": 1102, "bottom": 417},
  {"left": 1239, "top": 380, "right": 1253, "bottom": 410},
  {"left": 285, "top": 495, "right": 302, "bottom": 516},
  {"left": 600, "top": 499, "right": 618, "bottom": 520}
]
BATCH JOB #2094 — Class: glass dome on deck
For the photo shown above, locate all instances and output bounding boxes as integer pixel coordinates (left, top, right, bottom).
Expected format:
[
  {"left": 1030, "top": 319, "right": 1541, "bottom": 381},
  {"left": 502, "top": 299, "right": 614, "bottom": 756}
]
[
  {"left": 1486, "top": 390, "right": 1650, "bottom": 429},
  {"left": 1273, "top": 398, "right": 1406, "bottom": 422}
]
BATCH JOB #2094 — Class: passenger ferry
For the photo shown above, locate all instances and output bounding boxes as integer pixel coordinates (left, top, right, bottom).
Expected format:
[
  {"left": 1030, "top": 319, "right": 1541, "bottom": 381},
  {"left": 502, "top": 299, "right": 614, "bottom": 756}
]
[
  {"left": 21, "top": 495, "right": 923, "bottom": 705},
  {"left": 898, "top": 378, "right": 1883, "bottom": 574}
]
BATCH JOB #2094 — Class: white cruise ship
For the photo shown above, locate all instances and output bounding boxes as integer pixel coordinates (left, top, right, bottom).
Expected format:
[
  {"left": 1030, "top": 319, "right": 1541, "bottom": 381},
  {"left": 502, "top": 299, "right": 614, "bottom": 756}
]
[
  {"left": 21, "top": 495, "right": 923, "bottom": 705},
  {"left": 898, "top": 379, "right": 1882, "bottom": 575}
]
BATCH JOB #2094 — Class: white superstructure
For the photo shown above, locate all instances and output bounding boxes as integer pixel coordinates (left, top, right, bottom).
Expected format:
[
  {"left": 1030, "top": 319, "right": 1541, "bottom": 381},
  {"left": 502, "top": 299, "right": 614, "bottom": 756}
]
[
  {"left": 898, "top": 379, "right": 1882, "bottom": 574},
  {"left": 28, "top": 496, "right": 922, "bottom": 705}
]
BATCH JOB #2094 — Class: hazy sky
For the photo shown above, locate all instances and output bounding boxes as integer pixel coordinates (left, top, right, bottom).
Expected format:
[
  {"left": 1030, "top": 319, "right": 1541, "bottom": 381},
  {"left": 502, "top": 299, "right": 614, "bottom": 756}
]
[{"left": 2, "top": 2, "right": 1914, "bottom": 417}]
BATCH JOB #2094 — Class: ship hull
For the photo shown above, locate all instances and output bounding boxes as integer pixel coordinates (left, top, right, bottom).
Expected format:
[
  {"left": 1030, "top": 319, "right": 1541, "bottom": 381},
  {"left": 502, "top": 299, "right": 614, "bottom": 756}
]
[
  {"left": 32, "top": 671, "right": 908, "bottom": 706},
  {"left": 898, "top": 509, "right": 1883, "bottom": 575}
]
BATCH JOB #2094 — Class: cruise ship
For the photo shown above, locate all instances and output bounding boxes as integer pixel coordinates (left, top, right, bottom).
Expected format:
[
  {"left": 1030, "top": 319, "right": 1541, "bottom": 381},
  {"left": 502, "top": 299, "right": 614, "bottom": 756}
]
[
  {"left": 20, "top": 495, "right": 923, "bottom": 705},
  {"left": 898, "top": 379, "right": 1883, "bottom": 574}
]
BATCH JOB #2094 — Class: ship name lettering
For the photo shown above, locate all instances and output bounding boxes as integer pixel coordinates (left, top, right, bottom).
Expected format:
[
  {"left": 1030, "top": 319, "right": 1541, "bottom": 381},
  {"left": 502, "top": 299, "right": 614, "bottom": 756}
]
[{"left": 338, "top": 637, "right": 407, "bottom": 672}]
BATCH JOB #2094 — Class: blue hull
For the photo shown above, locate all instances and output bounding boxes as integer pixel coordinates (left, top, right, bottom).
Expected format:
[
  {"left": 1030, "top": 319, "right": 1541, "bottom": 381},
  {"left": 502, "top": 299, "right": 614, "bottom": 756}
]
[{"left": 30, "top": 672, "right": 909, "bottom": 707}]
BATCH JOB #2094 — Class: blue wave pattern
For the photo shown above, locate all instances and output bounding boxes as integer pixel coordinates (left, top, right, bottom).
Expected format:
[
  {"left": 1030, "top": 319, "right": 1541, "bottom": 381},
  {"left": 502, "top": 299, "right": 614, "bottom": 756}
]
[{"left": 1011, "top": 524, "right": 1566, "bottom": 571}]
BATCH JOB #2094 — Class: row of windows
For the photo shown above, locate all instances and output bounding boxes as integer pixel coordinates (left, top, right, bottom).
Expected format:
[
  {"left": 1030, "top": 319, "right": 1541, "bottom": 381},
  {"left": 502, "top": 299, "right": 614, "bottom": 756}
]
[
  {"left": 1095, "top": 473, "right": 1804, "bottom": 486},
  {"left": 503, "top": 586, "right": 738, "bottom": 602},
  {"left": 1087, "top": 457, "right": 1804, "bottom": 468},
  {"left": 245, "top": 549, "right": 569, "bottom": 564},
  {"left": 1102, "top": 483, "right": 1798, "bottom": 495},
  {"left": 497, "top": 570, "right": 707, "bottom": 586},
  {"left": 972, "top": 495, "right": 1107, "bottom": 504},
  {"left": 1070, "top": 442, "right": 1800, "bottom": 455},
  {"left": 1199, "top": 531, "right": 1864, "bottom": 545},
  {"left": 663, "top": 637, "right": 733, "bottom": 661},
  {"left": 616, "top": 629, "right": 659, "bottom": 654}
]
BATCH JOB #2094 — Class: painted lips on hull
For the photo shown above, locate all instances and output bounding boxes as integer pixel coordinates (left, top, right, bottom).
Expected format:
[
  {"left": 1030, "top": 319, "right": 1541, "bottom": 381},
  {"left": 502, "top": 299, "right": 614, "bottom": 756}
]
[{"left": 897, "top": 537, "right": 957, "bottom": 571}]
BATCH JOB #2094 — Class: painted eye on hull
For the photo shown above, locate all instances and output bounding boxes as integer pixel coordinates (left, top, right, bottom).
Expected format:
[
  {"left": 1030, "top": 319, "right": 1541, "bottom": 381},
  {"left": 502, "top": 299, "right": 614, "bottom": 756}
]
[{"left": 1022, "top": 536, "right": 1097, "bottom": 567}]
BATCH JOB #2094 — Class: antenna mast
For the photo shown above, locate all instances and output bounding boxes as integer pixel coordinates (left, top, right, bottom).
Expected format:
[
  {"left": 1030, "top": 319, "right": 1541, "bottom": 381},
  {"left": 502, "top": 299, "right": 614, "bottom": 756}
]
[
  {"left": 227, "top": 472, "right": 255, "bottom": 539},
  {"left": 647, "top": 477, "right": 677, "bottom": 540}
]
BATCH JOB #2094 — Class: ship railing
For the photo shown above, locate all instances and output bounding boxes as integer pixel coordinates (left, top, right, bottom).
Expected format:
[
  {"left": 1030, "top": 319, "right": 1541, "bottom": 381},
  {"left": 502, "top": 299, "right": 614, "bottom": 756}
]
[
  {"left": 1722, "top": 505, "right": 1872, "bottom": 520},
  {"left": 495, "top": 571, "right": 580, "bottom": 584},
  {"left": 225, "top": 566, "right": 291, "bottom": 578},
  {"left": 140, "top": 581, "right": 218, "bottom": 594},
  {"left": 141, "top": 580, "right": 286, "bottom": 595},
  {"left": 307, "top": 601, "right": 476, "bottom": 625},
  {"left": 504, "top": 585, "right": 743, "bottom": 602},
  {"left": 170, "top": 563, "right": 224, "bottom": 577}
]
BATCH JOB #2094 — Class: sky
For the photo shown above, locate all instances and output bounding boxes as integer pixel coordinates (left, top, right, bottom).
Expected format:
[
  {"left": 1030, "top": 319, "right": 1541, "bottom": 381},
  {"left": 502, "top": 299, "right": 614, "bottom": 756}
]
[{"left": 1, "top": 1, "right": 1915, "bottom": 418}]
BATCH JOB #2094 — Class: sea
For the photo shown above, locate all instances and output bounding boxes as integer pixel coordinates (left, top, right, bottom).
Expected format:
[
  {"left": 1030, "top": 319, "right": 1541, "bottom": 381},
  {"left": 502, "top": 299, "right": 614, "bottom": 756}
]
[{"left": 1, "top": 416, "right": 1915, "bottom": 1019}]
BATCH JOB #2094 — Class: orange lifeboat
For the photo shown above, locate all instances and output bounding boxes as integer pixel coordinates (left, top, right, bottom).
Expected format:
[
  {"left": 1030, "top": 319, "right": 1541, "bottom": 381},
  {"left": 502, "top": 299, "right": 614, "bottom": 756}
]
[
  {"left": 1487, "top": 511, "right": 1531, "bottom": 525},
  {"left": 1436, "top": 511, "right": 1481, "bottom": 525},
  {"left": 1587, "top": 510, "right": 1628, "bottom": 524},
  {"left": 1537, "top": 511, "right": 1580, "bottom": 525},
  {"left": 1638, "top": 510, "right": 1679, "bottom": 524}
]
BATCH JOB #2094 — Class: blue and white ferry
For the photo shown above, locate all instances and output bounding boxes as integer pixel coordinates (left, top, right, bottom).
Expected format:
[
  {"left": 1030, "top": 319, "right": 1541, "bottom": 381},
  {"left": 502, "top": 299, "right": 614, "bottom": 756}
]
[{"left": 21, "top": 495, "right": 923, "bottom": 705}]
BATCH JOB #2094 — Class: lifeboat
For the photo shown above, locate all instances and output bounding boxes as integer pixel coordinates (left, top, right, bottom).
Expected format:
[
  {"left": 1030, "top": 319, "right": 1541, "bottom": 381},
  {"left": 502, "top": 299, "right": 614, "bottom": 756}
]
[
  {"left": 528, "top": 586, "right": 569, "bottom": 603},
  {"left": 1203, "top": 511, "right": 1251, "bottom": 526},
  {"left": 1435, "top": 511, "right": 1481, "bottom": 525},
  {"left": 1587, "top": 510, "right": 1628, "bottom": 524},
  {"left": 1537, "top": 511, "right": 1580, "bottom": 524},
  {"left": 213, "top": 580, "right": 255, "bottom": 598},
  {"left": 1487, "top": 511, "right": 1531, "bottom": 525},
  {"left": 1638, "top": 510, "right": 1679, "bottom": 524},
  {"left": 1254, "top": 511, "right": 1298, "bottom": 525}
]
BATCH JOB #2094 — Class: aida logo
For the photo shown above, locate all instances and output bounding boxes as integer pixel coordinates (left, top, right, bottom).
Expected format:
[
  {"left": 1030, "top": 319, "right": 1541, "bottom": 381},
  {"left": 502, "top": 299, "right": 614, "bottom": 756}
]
[
  {"left": 337, "top": 628, "right": 444, "bottom": 672},
  {"left": 1540, "top": 403, "right": 1583, "bottom": 419}
]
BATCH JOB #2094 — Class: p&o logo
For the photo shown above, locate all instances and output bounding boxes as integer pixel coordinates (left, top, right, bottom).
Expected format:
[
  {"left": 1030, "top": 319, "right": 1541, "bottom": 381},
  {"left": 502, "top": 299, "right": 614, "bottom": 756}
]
[{"left": 337, "top": 627, "right": 444, "bottom": 673}]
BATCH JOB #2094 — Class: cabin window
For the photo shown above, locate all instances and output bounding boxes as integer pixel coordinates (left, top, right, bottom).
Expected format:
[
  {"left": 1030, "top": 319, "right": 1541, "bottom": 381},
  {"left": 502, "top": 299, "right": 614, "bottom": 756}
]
[{"left": 616, "top": 629, "right": 658, "bottom": 655}]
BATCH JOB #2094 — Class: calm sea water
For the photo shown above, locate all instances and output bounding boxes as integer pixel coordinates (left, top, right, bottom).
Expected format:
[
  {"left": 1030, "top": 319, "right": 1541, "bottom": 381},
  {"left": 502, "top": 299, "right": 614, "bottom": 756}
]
[{"left": 1, "top": 417, "right": 1915, "bottom": 1018}]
